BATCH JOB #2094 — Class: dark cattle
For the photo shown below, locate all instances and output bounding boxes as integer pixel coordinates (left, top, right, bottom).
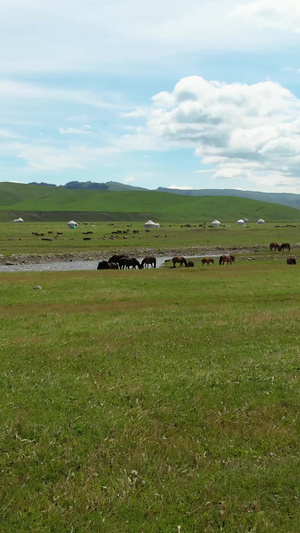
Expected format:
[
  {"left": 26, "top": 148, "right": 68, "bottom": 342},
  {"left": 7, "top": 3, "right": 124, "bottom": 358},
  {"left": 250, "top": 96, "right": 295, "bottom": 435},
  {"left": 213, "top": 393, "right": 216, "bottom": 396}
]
[
  {"left": 141, "top": 256, "right": 156, "bottom": 268},
  {"left": 172, "top": 256, "right": 187, "bottom": 267},
  {"left": 119, "top": 257, "right": 142, "bottom": 269},
  {"left": 270, "top": 242, "right": 281, "bottom": 251},
  {"left": 287, "top": 257, "right": 296, "bottom": 265},
  {"left": 186, "top": 261, "right": 194, "bottom": 267},
  {"left": 281, "top": 243, "right": 291, "bottom": 251},
  {"left": 97, "top": 261, "right": 118, "bottom": 270}
]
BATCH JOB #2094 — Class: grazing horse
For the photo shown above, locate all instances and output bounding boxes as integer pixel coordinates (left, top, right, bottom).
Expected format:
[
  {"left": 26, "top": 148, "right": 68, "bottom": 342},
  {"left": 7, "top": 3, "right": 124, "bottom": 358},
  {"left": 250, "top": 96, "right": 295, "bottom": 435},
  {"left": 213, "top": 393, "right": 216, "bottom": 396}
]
[
  {"left": 141, "top": 256, "right": 156, "bottom": 268},
  {"left": 270, "top": 242, "right": 281, "bottom": 251},
  {"left": 97, "top": 261, "right": 118, "bottom": 270},
  {"left": 202, "top": 258, "right": 214, "bottom": 266},
  {"left": 119, "top": 257, "right": 142, "bottom": 269},
  {"left": 219, "top": 254, "right": 235, "bottom": 265},
  {"left": 186, "top": 261, "right": 194, "bottom": 267},
  {"left": 281, "top": 243, "right": 291, "bottom": 251},
  {"left": 287, "top": 256, "right": 296, "bottom": 265},
  {"left": 108, "top": 254, "right": 128, "bottom": 266},
  {"left": 172, "top": 256, "right": 187, "bottom": 267}
]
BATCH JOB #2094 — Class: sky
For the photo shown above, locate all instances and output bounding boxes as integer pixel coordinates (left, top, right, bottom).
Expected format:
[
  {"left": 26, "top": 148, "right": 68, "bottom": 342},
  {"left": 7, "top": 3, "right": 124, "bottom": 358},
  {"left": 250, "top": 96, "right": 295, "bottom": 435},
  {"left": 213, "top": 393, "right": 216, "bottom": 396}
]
[{"left": 2, "top": 0, "right": 300, "bottom": 192}]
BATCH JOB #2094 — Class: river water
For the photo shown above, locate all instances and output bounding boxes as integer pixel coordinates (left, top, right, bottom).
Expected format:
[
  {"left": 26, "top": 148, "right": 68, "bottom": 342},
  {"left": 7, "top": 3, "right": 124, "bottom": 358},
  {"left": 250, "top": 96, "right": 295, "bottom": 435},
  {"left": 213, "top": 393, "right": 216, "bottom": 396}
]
[{"left": 0, "top": 254, "right": 217, "bottom": 273}]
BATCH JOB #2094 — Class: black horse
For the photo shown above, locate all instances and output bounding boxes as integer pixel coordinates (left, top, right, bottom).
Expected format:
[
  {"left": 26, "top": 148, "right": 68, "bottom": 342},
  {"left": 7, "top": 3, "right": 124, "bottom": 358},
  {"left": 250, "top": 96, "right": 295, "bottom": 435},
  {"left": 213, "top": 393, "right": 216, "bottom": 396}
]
[
  {"left": 281, "top": 243, "right": 291, "bottom": 251},
  {"left": 141, "top": 256, "right": 156, "bottom": 268},
  {"left": 97, "top": 261, "right": 118, "bottom": 270},
  {"left": 108, "top": 254, "right": 128, "bottom": 266},
  {"left": 287, "top": 256, "right": 296, "bottom": 265},
  {"left": 119, "top": 257, "right": 142, "bottom": 269}
]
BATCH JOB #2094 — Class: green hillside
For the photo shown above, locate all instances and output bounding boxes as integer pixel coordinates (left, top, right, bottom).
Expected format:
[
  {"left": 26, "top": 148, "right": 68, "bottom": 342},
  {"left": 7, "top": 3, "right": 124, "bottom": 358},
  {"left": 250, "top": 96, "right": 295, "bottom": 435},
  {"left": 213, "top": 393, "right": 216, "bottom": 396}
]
[{"left": 0, "top": 182, "right": 300, "bottom": 222}]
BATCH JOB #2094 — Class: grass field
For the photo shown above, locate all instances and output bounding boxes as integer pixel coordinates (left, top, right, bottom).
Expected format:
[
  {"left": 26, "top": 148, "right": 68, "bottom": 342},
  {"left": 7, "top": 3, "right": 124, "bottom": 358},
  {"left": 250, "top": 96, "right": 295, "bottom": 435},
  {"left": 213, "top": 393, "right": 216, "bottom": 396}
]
[
  {"left": 1, "top": 261, "right": 300, "bottom": 531},
  {"left": 1, "top": 220, "right": 300, "bottom": 258}
]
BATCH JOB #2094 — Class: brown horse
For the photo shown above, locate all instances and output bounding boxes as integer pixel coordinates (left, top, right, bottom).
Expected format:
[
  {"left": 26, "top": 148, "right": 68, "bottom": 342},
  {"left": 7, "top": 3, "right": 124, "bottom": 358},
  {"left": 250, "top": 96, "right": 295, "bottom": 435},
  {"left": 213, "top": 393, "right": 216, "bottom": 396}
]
[
  {"left": 172, "top": 256, "right": 187, "bottom": 267},
  {"left": 270, "top": 242, "right": 281, "bottom": 251},
  {"left": 186, "top": 261, "right": 194, "bottom": 267},
  {"left": 141, "top": 256, "right": 156, "bottom": 268},
  {"left": 281, "top": 243, "right": 291, "bottom": 251},
  {"left": 287, "top": 256, "right": 296, "bottom": 265},
  {"left": 202, "top": 258, "right": 214, "bottom": 266},
  {"left": 219, "top": 254, "right": 235, "bottom": 265}
]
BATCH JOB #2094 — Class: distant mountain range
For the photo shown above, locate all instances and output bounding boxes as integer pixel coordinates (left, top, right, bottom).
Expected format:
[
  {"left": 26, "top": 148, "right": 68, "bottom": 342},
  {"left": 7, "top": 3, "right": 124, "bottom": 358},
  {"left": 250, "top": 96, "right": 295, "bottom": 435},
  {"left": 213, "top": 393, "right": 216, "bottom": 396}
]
[{"left": 28, "top": 181, "right": 300, "bottom": 210}]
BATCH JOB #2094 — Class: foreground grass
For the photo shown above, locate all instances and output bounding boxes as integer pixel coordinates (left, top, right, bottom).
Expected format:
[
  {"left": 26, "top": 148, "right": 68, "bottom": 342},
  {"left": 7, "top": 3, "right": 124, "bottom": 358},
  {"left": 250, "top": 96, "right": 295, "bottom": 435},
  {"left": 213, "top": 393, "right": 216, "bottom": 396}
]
[{"left": 1, "top": 263, "right": 300, "bottom": 531}]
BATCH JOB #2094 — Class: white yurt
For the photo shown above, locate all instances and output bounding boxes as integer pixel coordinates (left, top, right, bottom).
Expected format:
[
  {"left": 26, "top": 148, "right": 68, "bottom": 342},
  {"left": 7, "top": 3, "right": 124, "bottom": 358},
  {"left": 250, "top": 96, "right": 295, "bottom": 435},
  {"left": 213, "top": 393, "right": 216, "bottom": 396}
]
[
  {"left": 67, "top": 220, "right": 78, "bottom": 229},
  {"left": 211, "top": 219, "right": 221, "bottom": 228},
  {"left": 257, "top": 218, "right": 265, "bottom": 224},
  {"left": 237, "top": 219, "right": 245, "bottom": 225},
  {"left": 144, "top": 220, "right": 160, "bottom": 229},
  {"left": 13, "top": 217, "right": 24, "bottom": 223}
]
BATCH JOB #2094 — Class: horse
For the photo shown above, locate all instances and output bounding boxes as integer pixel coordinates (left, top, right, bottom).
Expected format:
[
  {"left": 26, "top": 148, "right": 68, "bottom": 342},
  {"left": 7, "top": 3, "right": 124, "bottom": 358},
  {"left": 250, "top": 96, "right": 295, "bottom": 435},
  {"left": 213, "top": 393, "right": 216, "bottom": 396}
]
[
  {"left": 219, "top": 254, "right": 235, "bottom": 265},
  {"left": 119, "top": 257, "right": 142, "bottom": 269},
  {"left": 108, "top": 254, "right": 128, "bottom": 266},
  {"left": 172, "top": 256, "right": 187, "bottom": 267},
  {"left": 141, "top": 256, "right": 156, "bottom": 268},
  {"left": 270, "top": 242, "right": 281, "bottom": 251},
  {"left": 287, "top": 256, "right": 296, "bottom": 265},
  {"left": 97, "top": 261, "right": 118, "bottom": 270},
  {"left": 281, "top": 243, "right": 291, "bottom": 251},
  {"left": 186, "top": 261, "right": 194, "bottom": 267},
  {"left": 202, "top": 258, "right": 214, "bottom": 266}
]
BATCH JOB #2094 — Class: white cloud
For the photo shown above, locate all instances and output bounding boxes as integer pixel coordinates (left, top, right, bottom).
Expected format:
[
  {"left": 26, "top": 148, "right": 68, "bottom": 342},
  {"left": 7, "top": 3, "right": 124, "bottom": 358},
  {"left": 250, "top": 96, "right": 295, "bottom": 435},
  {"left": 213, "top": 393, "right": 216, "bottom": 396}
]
[
  {"left": 144, "top": 75, "right": 300, "bottom": 191},
  {"left": 124, "top": 176, "right": 135, "bottom": 183},
  {"left": 231, "top": 1, "right": 300, "bottom": 33}
]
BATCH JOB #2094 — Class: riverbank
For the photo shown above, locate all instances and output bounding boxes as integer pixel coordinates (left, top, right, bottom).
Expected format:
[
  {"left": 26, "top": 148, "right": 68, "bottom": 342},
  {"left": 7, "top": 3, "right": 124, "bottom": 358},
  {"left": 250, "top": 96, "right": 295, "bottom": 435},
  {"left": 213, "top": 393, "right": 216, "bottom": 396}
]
[{"left": 0, "top": 245, "right": 267, "bottom": 266}]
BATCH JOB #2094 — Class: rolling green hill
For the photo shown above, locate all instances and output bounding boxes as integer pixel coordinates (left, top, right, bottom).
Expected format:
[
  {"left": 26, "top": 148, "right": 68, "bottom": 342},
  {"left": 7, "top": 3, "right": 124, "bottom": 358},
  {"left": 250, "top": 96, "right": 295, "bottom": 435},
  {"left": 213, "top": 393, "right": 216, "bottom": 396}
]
[{"left": 0, "top": 182, "right": 300, "bottom": 222}]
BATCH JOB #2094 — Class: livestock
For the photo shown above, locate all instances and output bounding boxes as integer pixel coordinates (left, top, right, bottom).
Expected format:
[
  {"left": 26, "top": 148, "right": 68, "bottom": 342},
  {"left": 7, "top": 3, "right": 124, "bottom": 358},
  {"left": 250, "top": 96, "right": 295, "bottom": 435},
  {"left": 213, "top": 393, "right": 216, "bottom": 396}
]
[
  {"left": 219, "top": 255, "right": 235, "bottom": 265},
  {"left": 172, "top": 256, "right": 187, "bottom": 267},
  {"left": 119, "top": 257, "right": 142, "bottom": 269},
  {"left": 97, "top": 261, "right": 119, "bottom": 270},
  {"left": 287, "top": 257, "right": 296, "bottom": 265},
  {"left": 202, "top": 258, "right": 214, "bottom": 266},
  {"left": 141, "top": 256, "right": 156, "bottom": 268},
  {"left": 270, "top": 242, "right": 281, "bottom": 251},
  {"left": 281, "top": 243, "right": 291, "bottom": 251}
]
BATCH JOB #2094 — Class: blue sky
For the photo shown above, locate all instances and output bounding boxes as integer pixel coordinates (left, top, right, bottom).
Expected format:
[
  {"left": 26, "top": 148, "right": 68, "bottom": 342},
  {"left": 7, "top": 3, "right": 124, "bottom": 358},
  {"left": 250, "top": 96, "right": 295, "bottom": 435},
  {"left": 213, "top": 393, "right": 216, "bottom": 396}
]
[{"left": 2, "top": 0, "right": 300, "bottom": 192}]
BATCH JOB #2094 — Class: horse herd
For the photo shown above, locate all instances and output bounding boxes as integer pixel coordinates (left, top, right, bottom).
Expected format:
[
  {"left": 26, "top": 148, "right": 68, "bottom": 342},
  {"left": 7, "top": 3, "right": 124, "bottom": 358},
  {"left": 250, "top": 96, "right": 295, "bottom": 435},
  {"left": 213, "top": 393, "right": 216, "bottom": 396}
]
[
  {"left": 97, "top": 246, "right": 297, "bottom": 270},
  {"left": 97, "top": 254, "right": 156, "bottom": 270},
  {"left": 97, "top": 253, "right": 237, "bottom": 270}
]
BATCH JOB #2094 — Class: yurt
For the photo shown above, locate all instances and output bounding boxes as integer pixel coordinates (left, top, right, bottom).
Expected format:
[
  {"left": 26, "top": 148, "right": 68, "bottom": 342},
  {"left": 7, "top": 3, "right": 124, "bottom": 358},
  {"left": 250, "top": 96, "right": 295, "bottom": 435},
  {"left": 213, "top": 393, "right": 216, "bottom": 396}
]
[
  {"left": 211, "top": 220, "right": 221, "bottom": 228},
  {"left": 67, "top": 220, "right": 78, "bottom": 229},
  {"left": 144, "top": 220, "right": 160, "bottom": 229},
  {"left": 237, "top": 219, "right": 245, "bottom": 225},
  {"left": 13, "top": 217, "right": 24, "bottom": 223},
  {"left": 257, "top": 218, "right": 265, "bottom": 224}
]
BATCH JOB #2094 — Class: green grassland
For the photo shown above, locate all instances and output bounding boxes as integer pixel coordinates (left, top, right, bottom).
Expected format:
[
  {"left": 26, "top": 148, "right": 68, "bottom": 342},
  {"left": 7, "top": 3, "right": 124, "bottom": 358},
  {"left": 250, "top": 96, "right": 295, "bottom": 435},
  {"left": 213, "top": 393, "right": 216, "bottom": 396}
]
[
  {"left": 1, "top": 182, "right": 300, "bottom": 223},
  {"left": 1, "top": 262, "right": 300, "bottom": 532},
  {"left": 1, "top": 219, "right": 300, "bottom": 258}
]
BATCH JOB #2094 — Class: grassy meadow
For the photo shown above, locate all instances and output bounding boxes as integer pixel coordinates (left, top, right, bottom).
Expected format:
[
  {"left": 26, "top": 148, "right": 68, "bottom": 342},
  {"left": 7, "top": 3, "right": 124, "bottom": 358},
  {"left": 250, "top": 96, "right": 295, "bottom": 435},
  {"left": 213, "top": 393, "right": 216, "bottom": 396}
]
[
  {"left": 1, "top": 220, "right": 300, "bottom": 257},
  {"left": 1, "top": 182, "right": 300, "bottom": 223},
  {"left": 1, "top": 260, "right": 300, "bottom": 531}
]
